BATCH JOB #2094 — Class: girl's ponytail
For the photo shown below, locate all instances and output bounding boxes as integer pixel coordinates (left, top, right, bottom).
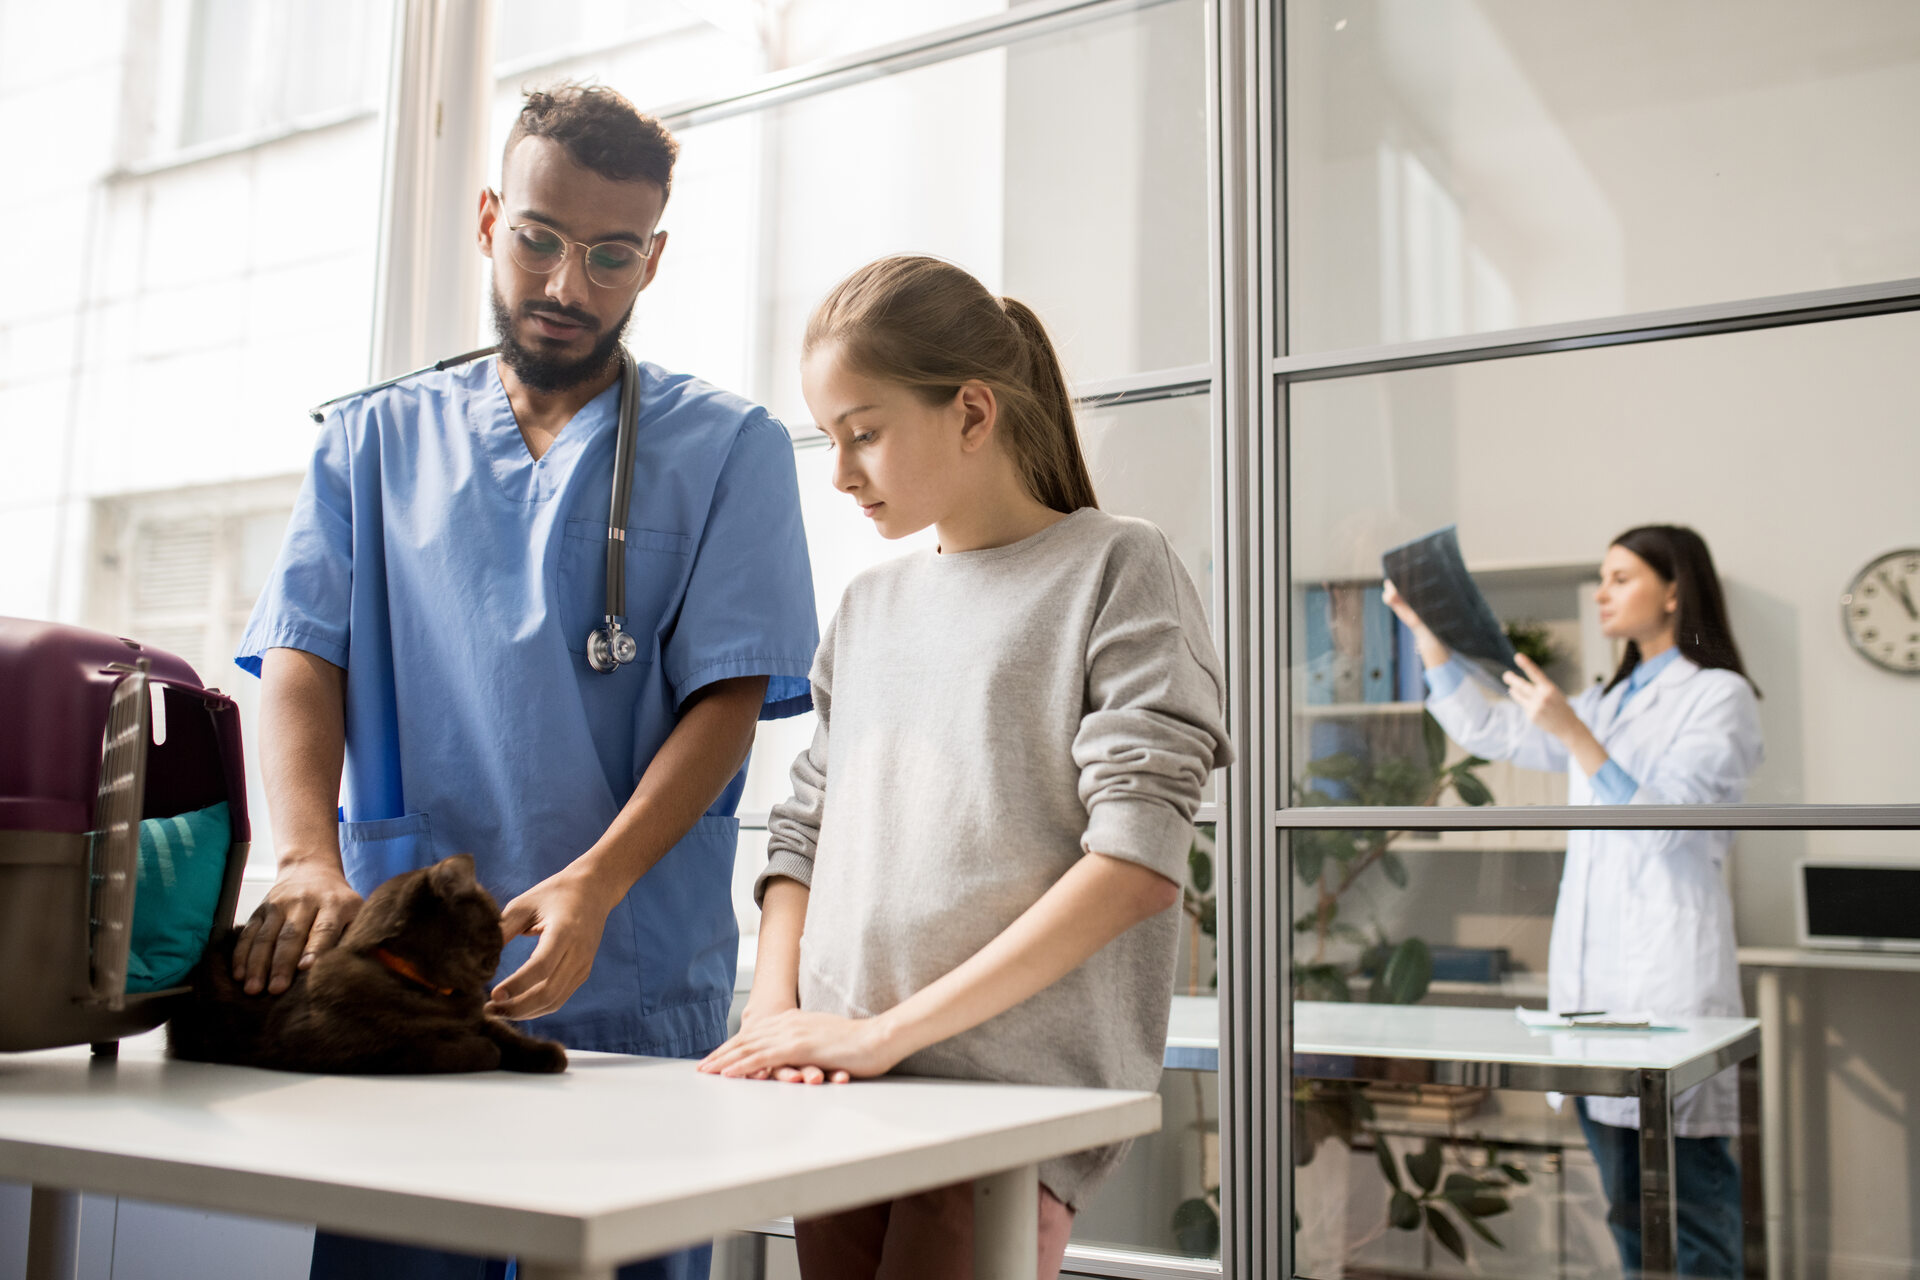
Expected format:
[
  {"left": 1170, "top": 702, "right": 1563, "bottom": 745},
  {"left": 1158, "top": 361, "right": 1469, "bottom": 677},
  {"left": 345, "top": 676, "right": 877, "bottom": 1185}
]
[
  {"left": 805, "top": 255, "right": 1099, "bottom": 514},
  {"left": 998, "top": 296, "right": 1098, "bottom": 514}
]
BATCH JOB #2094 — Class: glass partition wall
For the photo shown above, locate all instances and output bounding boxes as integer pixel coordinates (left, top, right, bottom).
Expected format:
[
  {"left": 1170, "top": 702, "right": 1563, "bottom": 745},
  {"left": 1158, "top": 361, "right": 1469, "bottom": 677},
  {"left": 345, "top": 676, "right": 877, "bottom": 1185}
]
[
  {"left": 1234, "top": 3, "right": 1920, "bottom": 1277},
  {"left": 519, "top": 2, "right": 1234, "bottom": 1273}
]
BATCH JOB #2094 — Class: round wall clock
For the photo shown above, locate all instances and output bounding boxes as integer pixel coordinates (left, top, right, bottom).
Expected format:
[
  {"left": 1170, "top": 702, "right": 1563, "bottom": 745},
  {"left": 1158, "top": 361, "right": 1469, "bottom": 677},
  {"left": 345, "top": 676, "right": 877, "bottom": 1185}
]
[{"left": 1842, "top": 549, "right": 1920, "bottom": 674}]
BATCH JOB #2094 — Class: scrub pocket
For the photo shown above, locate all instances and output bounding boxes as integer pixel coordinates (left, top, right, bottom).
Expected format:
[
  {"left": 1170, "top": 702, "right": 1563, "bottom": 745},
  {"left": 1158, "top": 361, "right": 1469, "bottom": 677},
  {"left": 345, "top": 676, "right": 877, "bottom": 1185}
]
[
  {"left": 337, "top": 812, "right": 435, "bottom": 895},
  {"left": 627, "top": 813, "right": 741, "bottom": 1011},
  {"left": 557, "top": 519, "right": 692, "bottom": 656}
]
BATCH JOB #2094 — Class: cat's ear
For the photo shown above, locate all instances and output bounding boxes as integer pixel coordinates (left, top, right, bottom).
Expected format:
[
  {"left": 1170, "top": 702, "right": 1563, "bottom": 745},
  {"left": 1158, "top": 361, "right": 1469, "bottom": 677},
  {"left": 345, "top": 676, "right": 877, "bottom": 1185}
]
[{"left": 427, "top": 853, "right": 477, "bottom": 897}]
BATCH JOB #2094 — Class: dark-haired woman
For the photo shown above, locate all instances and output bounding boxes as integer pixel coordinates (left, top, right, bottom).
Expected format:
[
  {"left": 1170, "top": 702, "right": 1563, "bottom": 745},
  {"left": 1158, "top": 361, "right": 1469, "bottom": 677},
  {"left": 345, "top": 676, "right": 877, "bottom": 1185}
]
[{"left": 1385, "top": 524, "right": 1762, "bottom": 1279}]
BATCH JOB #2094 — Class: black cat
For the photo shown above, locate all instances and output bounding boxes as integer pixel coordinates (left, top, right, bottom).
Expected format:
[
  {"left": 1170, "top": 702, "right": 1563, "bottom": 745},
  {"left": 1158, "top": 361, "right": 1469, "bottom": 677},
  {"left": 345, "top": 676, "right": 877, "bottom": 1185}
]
[{"left": 169, "top": 853, "right": 566, "bottom": 1074}]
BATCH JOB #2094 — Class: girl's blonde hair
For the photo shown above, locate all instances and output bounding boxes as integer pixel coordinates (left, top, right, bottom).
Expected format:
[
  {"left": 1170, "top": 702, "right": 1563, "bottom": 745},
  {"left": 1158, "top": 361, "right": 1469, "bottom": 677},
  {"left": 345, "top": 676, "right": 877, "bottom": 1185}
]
[{"left": 803, "top": 256, "right": 1098, "bottom": 513}]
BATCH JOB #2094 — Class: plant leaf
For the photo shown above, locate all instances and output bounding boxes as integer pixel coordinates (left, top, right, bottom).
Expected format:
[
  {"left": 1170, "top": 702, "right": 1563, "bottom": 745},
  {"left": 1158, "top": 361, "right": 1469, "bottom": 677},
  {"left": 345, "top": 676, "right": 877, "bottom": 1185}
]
[
  {"left": 1375, "top": 1137, "right": 1401, "bottom": 1191},
  {"left": 1461, "top": 1210, "right": 1504, "bottom": 1248},
  {"left": 1499, "top": 1162, "right": 1531, "bottom": 1186},
  {"left": 1422, "top": 711, "right": 1446, "bottom": 771},
  {"left": 1378, "top": 937, "right": 1433, "bottom": 1005},
  {"left": 1188, "top": 845, "right": 1213, "bottom": 894},
  {"left": 1452, "top": 769, "right": 1495, "bottom": 807},
  {"left": 1172, "top": 1196, "right": 1221, "bottom": 1256},
  {"left": 1297, "top": 964, "right": 1351, "bottom": 1003},
  {"left": 1388, "top": 1189, "right": 1420, "bottom": 1231},
  {"left": 1407, "top": 1138, "right": 1442, "bottom": 1193},
  {"left": 1295, "top": 841, "right": 1325, "bottom": 886},
  {"left": 1441, "top": 1172, "right": 1479, "bottom": 1203},
  {"left": 1382, "top": 851, "right": 1409, "bottom": 888},
  {"left": 1425, "top": 1206, "right": 1468, "bottom": 1262}
]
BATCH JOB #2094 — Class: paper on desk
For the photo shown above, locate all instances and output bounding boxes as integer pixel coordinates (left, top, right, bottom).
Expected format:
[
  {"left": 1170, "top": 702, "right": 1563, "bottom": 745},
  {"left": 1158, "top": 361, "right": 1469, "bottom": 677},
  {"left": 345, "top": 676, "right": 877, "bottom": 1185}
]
[{"left": 1514, "top": 1007, "right": 1659, "bottom": 1030}]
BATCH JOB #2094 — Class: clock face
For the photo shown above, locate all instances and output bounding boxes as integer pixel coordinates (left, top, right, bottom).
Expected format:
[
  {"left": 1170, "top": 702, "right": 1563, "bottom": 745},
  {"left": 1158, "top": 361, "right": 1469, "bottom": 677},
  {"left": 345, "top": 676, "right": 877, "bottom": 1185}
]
[{"left": 1843, "top": 550, "right": 1920, "bottom": 674}]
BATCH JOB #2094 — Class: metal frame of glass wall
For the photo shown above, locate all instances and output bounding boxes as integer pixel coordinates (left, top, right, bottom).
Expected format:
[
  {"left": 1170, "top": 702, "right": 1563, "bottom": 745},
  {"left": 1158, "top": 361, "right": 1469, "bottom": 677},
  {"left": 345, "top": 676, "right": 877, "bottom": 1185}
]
[{"left": 1218, "top": 3, "right": 1920, "bottom": 1276}]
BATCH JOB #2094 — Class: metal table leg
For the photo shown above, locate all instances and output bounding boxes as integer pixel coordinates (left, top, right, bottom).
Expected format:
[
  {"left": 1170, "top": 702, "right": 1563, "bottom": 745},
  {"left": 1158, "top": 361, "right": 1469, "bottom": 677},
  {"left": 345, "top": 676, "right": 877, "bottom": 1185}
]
[
  {"left": 24, "top": 1187, "right": 80, "bottom": 1280},
  {"left": 973, "top": 1165, "right": 1039, "bottom": 1280},
  {"left": 1639, "top": 1070, "right": 1680, "bottom": 1277},
  {"left": 1757, "top": 967, "right": 1786, "bottom": 1280}
]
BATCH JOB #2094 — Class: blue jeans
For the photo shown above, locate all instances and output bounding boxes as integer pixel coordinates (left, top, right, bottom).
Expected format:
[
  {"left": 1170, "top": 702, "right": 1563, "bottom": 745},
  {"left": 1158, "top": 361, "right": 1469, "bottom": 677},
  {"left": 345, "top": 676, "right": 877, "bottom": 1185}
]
[
  {"left": 1577, "top": 1100, "right": 1743, "bottom": 1279},
  {"left": 307, "top": 1235, "right": 710, "bottom": 1280}
]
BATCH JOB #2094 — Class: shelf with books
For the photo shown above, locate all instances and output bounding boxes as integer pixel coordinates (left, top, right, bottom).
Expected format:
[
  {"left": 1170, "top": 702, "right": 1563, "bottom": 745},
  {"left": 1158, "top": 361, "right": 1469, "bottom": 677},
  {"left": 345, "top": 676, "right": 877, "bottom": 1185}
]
[{"left": 1290, "top": 560, "right": 1601, "bottom": 846}]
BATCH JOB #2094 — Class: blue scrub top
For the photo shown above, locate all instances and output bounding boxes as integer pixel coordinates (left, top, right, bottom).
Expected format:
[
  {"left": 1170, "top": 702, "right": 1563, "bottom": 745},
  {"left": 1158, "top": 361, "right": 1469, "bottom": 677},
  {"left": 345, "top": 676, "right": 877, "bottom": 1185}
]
[{"left": 237, "top": 356, "right": 818, "bottom": 1057}]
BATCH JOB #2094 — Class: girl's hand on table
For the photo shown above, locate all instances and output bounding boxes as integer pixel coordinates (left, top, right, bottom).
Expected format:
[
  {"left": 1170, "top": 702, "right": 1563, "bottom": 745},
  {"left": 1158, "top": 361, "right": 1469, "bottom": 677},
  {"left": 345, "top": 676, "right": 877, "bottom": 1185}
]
[{"left": 699, "top": 1010, "right": 900, "bottom": 1083}]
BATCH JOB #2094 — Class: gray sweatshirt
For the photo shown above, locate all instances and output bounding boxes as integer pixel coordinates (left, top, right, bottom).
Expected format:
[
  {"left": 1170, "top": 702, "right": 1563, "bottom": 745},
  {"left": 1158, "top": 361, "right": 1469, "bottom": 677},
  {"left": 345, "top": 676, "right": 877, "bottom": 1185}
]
[{"left": 757, "top": 507, "right": 1232, "bottom": 1209}]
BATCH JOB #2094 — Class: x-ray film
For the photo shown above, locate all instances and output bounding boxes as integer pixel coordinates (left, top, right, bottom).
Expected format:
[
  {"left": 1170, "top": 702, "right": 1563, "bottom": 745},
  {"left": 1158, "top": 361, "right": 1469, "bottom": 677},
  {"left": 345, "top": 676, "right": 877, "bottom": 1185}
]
[{"left": 1380, "top": 526, "right": 1519, "bottom": 687}]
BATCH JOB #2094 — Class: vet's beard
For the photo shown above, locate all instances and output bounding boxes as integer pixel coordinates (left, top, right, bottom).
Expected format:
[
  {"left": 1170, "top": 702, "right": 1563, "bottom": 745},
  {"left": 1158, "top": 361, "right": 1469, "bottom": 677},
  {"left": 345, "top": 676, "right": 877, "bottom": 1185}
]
[{"left": 489, "top": 284, "right": 634, "bottom": 392}]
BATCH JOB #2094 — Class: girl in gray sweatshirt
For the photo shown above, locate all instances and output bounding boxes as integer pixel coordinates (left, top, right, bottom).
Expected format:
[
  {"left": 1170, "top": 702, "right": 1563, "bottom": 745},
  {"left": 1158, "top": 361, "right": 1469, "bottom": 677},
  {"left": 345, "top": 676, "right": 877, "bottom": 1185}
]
[{"left": 699, "top": 255, "right": 1232, "bottom": 1279}]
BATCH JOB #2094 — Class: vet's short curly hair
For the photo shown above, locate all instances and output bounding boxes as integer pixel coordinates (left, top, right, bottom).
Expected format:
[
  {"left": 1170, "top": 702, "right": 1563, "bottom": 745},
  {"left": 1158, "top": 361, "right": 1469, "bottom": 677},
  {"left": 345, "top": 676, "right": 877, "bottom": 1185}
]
[{"left": 503, "top": 82, "right": 679, "bottom": 201}]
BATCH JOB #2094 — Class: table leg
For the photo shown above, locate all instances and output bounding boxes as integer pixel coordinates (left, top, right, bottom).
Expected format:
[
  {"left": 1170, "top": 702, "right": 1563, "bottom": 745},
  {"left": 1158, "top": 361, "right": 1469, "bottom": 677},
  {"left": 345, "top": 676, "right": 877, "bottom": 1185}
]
[
  {"left": 1757, "top": 966, "right": 1786, "bottom": 1280},
  {"left": 973, "top": 1165, "right": 1039, "bottom": 1280},
  {"left": 24, "top": 1187, "right": 80, "bottom": 1280},
  {"left": 1638, "top": 1070, "right": 1679, "bottom": 1278}
]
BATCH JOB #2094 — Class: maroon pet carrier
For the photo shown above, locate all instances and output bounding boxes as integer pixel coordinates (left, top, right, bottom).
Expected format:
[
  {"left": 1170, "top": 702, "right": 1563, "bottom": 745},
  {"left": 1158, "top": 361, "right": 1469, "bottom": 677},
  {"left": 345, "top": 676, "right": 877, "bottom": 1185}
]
[{"left": 0, "top": 616, "right": 250, "bottom": 1052}]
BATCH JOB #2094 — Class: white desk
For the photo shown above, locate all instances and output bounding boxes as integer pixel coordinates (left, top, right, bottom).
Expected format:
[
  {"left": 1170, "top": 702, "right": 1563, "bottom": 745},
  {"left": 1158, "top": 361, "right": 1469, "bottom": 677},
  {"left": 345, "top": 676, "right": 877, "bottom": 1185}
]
[
  {"left": 1162, "top": 996, "right": 1758, "bottom": 1277},
  {"left": 0, "top": 1035, "right": 1158, "bottom": 1280}
]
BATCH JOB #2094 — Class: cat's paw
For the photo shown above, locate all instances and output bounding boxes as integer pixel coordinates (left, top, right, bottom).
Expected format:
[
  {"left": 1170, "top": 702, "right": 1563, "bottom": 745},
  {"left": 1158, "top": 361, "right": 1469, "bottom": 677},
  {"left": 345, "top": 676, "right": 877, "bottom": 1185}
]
[{"left": 511, "top": 1038, "right": 568, "bottom": 1074}]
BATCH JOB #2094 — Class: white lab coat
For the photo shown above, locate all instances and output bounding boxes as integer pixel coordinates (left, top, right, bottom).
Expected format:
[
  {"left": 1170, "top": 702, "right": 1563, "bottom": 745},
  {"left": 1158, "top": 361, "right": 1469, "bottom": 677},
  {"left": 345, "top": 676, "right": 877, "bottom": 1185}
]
[{"left": 1426, "top": 654, "right": 1763, "bottom": 1135}]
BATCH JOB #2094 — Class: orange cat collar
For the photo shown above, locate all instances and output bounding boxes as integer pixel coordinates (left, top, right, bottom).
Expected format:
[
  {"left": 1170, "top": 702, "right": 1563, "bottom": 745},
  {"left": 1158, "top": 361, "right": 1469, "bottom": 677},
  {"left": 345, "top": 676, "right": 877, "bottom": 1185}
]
[{"left": 370, "top": 947, "right": 455, "bottom": 997}]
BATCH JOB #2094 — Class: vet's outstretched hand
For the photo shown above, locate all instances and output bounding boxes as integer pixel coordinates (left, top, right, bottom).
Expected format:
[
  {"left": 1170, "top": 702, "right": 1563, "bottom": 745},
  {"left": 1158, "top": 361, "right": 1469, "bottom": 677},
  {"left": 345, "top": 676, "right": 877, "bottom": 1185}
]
[
  {"left": 698, "top": 1009, "right": 902, "bottom": 1083},
  {"left": 487, "top": 868, "right": 613, "bottom": 1021}
]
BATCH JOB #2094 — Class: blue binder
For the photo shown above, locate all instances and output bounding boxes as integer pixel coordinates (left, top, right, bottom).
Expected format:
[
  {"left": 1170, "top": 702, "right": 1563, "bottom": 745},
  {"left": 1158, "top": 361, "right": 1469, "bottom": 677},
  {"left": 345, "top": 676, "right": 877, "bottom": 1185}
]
[
  {"left": 1305, "top": 585, "right": 1333, "bottom": 705},
  {"left": 1362, "top": 586, "right": 1393, "bottom": 703}
]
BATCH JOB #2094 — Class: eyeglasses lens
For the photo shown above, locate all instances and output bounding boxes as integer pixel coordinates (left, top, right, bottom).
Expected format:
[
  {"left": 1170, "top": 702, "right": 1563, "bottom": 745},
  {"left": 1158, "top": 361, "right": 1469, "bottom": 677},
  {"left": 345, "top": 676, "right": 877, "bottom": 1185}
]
[{"left": 509, "top": 224, "right": 644, "bottom": 289}]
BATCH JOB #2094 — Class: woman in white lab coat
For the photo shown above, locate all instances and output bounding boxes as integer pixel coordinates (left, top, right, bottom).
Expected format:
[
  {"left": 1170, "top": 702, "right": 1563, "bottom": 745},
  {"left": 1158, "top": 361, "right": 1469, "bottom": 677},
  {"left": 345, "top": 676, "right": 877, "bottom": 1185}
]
[{"left": 1385, "top": 524, "right": 1762, "bottom": 1280}]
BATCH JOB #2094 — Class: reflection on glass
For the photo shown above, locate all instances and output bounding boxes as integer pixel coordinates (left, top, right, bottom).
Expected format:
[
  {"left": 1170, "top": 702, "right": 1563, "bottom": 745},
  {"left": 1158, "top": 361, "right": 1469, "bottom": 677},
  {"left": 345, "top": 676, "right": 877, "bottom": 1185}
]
[
  {"left": 1286, "top": 0, "right": 1920, "bottom": 351},
  {"left": 1289, "top": 310, "right": 1920, "bottom": 806},
  {"left": 1071, "top": 1068, "right": 1223, "bottom": 1261},
  {"left": 1282, "top": 832, "right": 1920, "bottom": 1280},
  {"left": 641, "top": 0, "right": 1209, "bottom": 421},
  {"left": 1288, "top": 829, "right": 1761, "bottom": 1280}
]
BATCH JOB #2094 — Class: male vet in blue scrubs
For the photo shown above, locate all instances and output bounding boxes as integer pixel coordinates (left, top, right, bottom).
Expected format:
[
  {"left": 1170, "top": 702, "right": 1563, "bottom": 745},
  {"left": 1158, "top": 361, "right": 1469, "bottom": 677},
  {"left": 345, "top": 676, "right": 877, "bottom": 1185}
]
[{"left": 234, "top": 85, "right": 818, "bottom": 1280}]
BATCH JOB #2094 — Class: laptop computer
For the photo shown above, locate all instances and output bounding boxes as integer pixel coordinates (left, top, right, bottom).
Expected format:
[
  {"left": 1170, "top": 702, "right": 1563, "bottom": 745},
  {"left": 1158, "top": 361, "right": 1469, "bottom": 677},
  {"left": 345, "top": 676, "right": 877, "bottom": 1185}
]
[{"left": 1795, "top": 859, "right": 1920, "bottom": 953}]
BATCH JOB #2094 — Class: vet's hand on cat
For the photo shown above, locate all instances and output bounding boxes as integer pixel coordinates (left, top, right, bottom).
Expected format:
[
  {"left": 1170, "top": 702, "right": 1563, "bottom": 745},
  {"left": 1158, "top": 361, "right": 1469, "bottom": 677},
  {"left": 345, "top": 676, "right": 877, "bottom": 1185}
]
[
  {"left": 698, "top": 1010, "right": 901, "bottom": 1083},
  {"left": 486, "top": 867, "right": 614, "bottom": 1020},
  {"left": 233, "top": 861, "right": 363, "bottom": 996}
]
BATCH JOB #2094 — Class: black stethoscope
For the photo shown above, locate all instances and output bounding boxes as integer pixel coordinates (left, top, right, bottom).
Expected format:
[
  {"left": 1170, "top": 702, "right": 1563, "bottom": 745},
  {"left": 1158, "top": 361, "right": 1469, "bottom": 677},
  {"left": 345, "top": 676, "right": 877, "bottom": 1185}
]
[{"left": 309, "top": 345, "right": 643, "bottom": 674}]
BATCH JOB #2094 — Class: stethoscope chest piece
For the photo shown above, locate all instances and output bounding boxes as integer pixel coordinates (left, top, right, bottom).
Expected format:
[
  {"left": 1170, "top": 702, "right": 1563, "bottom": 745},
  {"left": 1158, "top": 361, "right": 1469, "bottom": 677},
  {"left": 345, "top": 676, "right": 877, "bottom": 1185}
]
[{"left": 586, "top": 619, "right": 639, "bottom": 673}]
